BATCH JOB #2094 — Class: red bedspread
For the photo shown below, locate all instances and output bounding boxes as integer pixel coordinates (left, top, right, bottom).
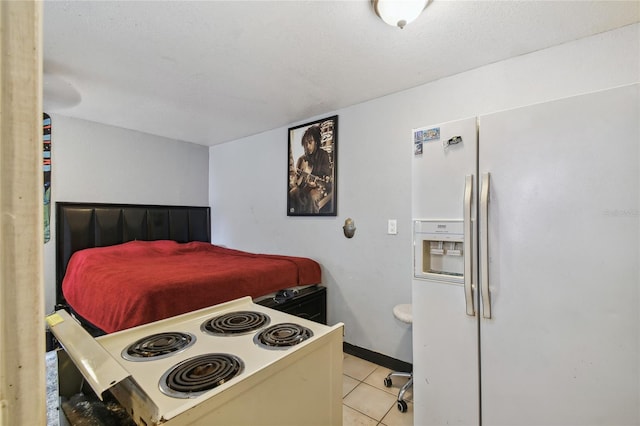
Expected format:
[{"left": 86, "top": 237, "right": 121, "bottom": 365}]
[{"left": 62, "top": 240, "right": 321, "bottom": 333}]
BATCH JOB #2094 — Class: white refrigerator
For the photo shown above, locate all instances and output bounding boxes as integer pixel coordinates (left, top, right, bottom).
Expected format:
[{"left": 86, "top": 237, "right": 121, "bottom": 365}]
[{"left": 411, "top": 83, "right": 639, "bottom": 425}]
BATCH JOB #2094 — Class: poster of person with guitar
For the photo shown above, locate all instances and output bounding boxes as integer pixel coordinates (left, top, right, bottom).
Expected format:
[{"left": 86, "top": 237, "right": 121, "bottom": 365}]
[{"left": 288, "top": 116, "right": 337, "bottom": 216}]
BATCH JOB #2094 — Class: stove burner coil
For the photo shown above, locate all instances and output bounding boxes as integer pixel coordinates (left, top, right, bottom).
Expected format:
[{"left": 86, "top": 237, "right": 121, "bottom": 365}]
[
  {"left": 254, "top": 323, "right": 314, "bottom": 349},
  {"left": 201, "top": 311, "right": 270, "bottom": 336},
  {"left": 122, "top": 332, "right": 196, "bottom": 361},
  {"left": 159, "top": 353, "right": 244, "bottom": 398}
]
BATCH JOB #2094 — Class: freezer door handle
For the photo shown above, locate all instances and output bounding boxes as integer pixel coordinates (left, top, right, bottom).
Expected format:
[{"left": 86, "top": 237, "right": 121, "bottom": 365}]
[
  {"left": 480, "top": 172, "right": 492, "bottom": 319},
  {"left": 464, "top": 175, "right": 475, "bottom": 316}
]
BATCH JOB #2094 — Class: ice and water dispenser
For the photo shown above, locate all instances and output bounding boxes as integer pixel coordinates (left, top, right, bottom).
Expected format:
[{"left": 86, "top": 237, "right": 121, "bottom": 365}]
[{"left": 413, "top": 220, "right": 464, "bottom": 284}]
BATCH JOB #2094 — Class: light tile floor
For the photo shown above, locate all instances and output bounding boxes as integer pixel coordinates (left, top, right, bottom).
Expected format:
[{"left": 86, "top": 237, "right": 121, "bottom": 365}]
[{"left": 343, "top": 353, "right": 413, "bottom": 426}]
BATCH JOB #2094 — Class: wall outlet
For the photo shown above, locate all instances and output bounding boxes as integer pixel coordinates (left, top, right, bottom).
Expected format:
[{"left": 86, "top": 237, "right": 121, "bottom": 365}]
[{"left": 387, "top": 219, "right": 397, "bottom": 235}]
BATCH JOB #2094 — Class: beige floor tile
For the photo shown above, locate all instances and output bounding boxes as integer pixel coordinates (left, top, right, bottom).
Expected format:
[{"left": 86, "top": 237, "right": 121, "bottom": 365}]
[
  {"left": 343, "top": 354, "right": 378, "bottom": 381},
  {"left": 343, "top": 382, "right": 396, "bottom": 421},
  {"left": 363, "top": 366, "right": 394, "bottom": 393},
  {"left": 342, "top": 404, "right": 379, "bottom": 426},
  {"left": 343, "top": 374, "right": 360, "bottom": 397},
  {"left": 380, "top": 400, "right": 414, "bottom": 426}
]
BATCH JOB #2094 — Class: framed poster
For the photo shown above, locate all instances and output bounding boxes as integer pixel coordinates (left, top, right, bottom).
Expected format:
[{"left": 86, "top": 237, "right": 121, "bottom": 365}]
[{"left": 287, "top": 116, "right": 337, "bottom": 216}]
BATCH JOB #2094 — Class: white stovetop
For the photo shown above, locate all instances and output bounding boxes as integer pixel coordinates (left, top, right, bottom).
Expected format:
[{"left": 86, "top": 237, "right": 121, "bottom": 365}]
[{"left": 94, "top": 296, "right": 338, "bottom": 420}]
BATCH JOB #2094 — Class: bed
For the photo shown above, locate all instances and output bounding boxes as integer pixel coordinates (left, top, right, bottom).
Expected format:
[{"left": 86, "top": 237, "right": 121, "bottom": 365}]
[{"left": 55, "top": 202, "right": 324, "bottom": 335}]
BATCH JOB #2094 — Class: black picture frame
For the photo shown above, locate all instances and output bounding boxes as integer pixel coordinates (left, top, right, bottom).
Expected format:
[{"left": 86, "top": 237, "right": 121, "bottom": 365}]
[{"left": 287, "top": 115, "right": 338, "bottom": 216}]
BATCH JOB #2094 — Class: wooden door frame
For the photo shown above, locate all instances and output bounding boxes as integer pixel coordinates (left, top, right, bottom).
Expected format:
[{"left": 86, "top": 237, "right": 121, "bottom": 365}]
[{"left": 0, "top": 2, "right": 45, "bottom": 425}]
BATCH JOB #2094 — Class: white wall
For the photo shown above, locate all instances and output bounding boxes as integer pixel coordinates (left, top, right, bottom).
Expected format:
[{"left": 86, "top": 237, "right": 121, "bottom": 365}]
[
  {"left": 44, "top": 115, "right": 209, "bottom": 313},
  {"left": 209, "top": 24, "right": 640, "bottom": 363}
]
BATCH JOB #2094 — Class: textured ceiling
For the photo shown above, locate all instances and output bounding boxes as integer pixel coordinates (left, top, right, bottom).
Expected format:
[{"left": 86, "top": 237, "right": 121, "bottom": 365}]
[{"left": 43, "top": 1, "right": 639, "bottom": 146}]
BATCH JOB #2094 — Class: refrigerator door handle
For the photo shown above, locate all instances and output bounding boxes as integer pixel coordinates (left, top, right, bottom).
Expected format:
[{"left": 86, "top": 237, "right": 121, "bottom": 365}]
[
  {"left": 480, "top": 172, "right": 492, "bottom": 319},
  {"left": 464, "top": 175, "right": 475, "bottom": 316}
]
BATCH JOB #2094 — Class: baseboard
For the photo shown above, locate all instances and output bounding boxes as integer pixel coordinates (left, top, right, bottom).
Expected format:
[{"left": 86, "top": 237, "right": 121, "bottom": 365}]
[{"left": 343, "top": 342, "right": 412, "bottom": 373}]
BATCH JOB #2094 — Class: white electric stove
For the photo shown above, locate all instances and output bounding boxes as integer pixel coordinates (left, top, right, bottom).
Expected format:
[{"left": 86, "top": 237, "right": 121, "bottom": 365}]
[{"left": 48, "top": 296, "right": 344, "bottom": 426}]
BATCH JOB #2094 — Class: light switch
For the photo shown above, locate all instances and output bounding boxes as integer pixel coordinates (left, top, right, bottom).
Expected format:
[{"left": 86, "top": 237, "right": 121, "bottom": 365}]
[{"left": 388, "top": 219, "right": 397, "bottom": 235}]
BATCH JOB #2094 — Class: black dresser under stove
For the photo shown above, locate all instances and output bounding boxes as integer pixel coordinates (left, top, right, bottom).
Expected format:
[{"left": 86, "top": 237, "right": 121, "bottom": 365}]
[{"left": 256, "top": 285, "right": 327, "bottom": 324}]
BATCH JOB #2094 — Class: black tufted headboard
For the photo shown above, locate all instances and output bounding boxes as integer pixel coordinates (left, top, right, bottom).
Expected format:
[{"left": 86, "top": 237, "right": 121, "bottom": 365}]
[{"left": 55, "top": 202, "right": 211, "bottom": 308}]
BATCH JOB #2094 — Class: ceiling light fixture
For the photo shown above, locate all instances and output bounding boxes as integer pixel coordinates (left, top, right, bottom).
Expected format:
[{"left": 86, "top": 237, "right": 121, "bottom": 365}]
[
  {"left": 372, "top": 0, "right": 428, "bottom": 29},
  {"left": 43, "top": 73, "right": 81, "bottom": 110}
]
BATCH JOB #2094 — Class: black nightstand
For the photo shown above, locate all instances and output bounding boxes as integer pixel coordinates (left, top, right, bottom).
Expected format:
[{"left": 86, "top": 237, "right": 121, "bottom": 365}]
[{"left": 256, "top": 285, "right": 327, "bottom": 324}]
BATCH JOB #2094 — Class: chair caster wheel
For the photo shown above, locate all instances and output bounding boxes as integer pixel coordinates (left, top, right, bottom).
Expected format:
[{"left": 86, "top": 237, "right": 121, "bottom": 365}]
[
  {"left": 383, "top": 377, "right": 392, "bottom": 387},
  {"left": 397, "top": 400, "right": 408, "bottom": 413}
]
